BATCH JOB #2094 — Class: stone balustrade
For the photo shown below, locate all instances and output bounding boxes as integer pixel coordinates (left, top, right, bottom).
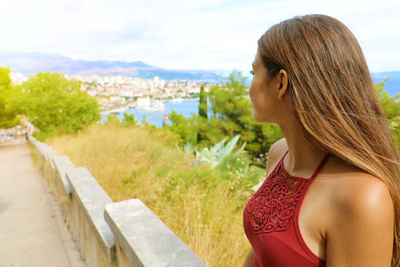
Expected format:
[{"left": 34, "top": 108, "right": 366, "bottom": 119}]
[{"left": 30, "top": 136, "right": 207, "bottom": 267}]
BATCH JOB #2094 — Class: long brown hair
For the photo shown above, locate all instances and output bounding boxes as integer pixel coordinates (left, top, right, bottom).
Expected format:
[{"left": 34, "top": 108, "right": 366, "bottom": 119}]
[{"left": 258, "top": 14, "right": 400, "bottom": 266}]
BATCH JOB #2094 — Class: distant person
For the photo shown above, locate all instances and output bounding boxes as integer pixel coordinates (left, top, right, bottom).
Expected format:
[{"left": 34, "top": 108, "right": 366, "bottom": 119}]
[
  {"left": 243, "top": 14, "right": 399, "bottom": 267},
  {"left": 25, "top": 132, "right": 29, "bottom": 142}
]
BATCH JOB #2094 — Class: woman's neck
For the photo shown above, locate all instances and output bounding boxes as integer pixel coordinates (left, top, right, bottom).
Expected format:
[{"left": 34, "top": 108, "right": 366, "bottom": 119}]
[{"left": 279, "top": 121, "right": 326, "bottom": 177}]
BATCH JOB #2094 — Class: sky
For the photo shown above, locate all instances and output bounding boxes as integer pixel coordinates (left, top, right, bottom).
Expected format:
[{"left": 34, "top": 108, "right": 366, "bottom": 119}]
[{"left": 0, "top": 0, "right": 399, "bottom": 73}]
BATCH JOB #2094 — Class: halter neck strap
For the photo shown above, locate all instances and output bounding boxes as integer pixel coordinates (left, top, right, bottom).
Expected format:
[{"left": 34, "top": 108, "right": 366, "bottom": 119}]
[{"left": 281, "top": 151, "right": 330, "bottom": 179}]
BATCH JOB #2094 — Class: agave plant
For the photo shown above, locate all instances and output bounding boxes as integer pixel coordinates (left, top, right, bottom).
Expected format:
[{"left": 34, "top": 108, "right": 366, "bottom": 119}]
[
  {"left": 194, "top": 135, "right": 246, "bottom": 168},
  {"left": 175, "top": 143, "right": 198, "bottom": 155},
  {"left": 184, "top": 142, "right": 198, "bottom": 154}
]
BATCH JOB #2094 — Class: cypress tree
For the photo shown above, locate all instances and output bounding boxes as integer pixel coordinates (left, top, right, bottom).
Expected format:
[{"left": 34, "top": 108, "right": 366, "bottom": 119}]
[
  {"left": 199, "top": 85, "right": 207, "bottom": 119},
  {"left": 197, "top": 85, "right": 208, "bottom": 143}
]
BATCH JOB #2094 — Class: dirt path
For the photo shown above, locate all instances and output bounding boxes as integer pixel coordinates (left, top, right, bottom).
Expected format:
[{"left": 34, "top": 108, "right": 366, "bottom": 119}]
[{"left": 0, "top": 144, "right": 85, "bottom": 267}]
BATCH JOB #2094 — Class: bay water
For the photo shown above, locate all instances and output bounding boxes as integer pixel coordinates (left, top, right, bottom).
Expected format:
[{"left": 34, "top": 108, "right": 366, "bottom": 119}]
[
  {"left": 103, "top": 74, "right": 400, "bottom": 128},
  {"left": 102, "top": 100, "right": 200, "bottom": 128}
]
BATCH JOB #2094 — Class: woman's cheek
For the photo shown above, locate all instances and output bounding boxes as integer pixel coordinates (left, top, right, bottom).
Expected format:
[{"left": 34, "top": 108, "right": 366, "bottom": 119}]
[{"left": 249, "top": 79, "right": 258, "bottom": 102}]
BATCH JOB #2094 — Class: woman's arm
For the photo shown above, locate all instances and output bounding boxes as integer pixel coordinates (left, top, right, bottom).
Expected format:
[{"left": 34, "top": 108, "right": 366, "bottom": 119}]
[
  {"left": 326, "top": 173, "right": 394, "bottom": 267},
  {"left": 243, "top": 247, "right": 254, "bottom": 267}
]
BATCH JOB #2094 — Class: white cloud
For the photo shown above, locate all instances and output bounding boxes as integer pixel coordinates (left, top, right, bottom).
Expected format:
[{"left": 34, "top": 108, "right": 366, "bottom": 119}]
[{"left": 0, "top": 0, "right": 399, "bottom": 72}]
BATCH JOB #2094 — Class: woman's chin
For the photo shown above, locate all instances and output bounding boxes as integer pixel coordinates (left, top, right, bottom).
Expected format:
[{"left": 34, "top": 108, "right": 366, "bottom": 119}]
[
  {"left": 253, "top": 113, "right": 273, "bottom": 123},
  {"left": 253, "top": 114, "right": 266, "bottom": 123}
]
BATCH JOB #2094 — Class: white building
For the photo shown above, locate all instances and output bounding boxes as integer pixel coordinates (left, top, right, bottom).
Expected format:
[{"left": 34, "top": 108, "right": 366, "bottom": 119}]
[
  {"left": 136, "top": 96, "right": 151, "bottom": 107},
  {"left": 119, "top": 90, "right": 134, "bottom": 98}
]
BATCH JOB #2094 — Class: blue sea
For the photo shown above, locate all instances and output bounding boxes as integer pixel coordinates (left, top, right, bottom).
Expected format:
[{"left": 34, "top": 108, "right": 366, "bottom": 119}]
[
  {"left": 372, "top": 71, "right": 400, "bottom": 96},
  {"left": 103, "top": 72, "right": 400, "bottom": 128},
  {"left": 102, "top": 100, "right": 200, "bottom": 128}
]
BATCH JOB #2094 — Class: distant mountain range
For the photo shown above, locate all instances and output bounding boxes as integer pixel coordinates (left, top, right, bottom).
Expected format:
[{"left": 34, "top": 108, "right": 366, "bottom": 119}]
[{"left": 0, "top": 52, "right": 227, "bottom": 82}]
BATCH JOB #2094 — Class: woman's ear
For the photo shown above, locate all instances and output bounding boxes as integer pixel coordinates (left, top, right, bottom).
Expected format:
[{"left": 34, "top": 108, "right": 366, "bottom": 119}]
[{"left": 277, "top": 69, "right": 289, "bottom": 100}]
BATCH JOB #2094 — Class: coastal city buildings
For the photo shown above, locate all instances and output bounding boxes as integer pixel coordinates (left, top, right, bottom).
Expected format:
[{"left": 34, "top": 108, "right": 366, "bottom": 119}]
[{"left": 10, "top": 72, "right": 216, "bottom": 114}]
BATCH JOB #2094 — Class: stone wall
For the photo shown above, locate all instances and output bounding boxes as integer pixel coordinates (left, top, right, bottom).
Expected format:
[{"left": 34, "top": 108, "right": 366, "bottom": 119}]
[{"left": 30, "top": 136, "right": 207, "bottom": 267}]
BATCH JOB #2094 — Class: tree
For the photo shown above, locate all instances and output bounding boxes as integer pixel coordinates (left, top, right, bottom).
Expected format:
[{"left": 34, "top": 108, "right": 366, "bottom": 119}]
[
  {"left": 375, "top": 79, "right": 400, "bottom": 120},
  {"left": 15, "top": 72, "right": 100, "bottom": 140},
  {"left": 168, "top": 110, "right": 198, "bottom": 145},
  {"left": 375, "top": 79, "right": 400, "bottom": 147},
  {"left": 197, "top": 84, "right": 208, "bottom": 142},
  {"left": 199, "top": 85, "right": 208, "bottom": 119},
  {"left": 0, "top": 67, "right": 20, "bottom": 129},
  {"left": 123, "top": 112, "right": 137, "bottom": 125}
]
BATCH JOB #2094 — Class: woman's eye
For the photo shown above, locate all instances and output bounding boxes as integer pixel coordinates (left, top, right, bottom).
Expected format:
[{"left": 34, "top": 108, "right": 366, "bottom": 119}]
[{"left": 250, "top": 70, "right": 254, "bottom": 76}]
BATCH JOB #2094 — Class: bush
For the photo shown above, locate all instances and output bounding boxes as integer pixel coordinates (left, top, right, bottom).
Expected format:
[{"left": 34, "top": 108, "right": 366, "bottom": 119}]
[{"left": 14, "top": 72, "right": 100, "bottom": 140}]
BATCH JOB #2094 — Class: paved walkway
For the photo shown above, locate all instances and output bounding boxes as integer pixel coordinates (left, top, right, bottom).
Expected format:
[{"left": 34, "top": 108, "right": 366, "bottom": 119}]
[{"left": 0, "top": 144, "right": 86, "bottom": 267}]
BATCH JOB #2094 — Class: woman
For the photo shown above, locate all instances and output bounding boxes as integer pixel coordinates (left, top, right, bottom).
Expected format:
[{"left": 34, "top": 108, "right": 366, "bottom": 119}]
[{"left": 243, "top": 14, "right": 400, "bottom": 267}]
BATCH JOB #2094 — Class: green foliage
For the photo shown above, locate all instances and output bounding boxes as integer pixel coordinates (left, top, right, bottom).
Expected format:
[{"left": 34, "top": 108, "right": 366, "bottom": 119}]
[
  {"left": 375, "top": 79, "right": 400, "bottom": 119},
  {"left": 105, "top": 115, "right": 122, "bottom": 126},
  {"left": 375, "top": 79, "right": 400, "bottom": 147},
  {"left": 217, "top": 153, "right": 262, "bottom": 189},
  {"left": 0, "top": 67, "right": 20, "bottom": 128},
  {"left": 122, "top": 112, "right": 137, "bottom": 125},
  {"left": 15, "top": 72, "right": 100, "bottom": 140},
  {"left": 199, "top": 85, "right": 208, "bottom": 119},
  {"left": 168, "top": 110, "right": 199, "bottom": 145},
  {"left": 198, "top": 85, "right": 208, "bottom": 143}
]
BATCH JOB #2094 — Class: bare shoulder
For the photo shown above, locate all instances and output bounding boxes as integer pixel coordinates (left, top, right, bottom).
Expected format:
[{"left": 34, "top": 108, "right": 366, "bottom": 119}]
[
  {"left": 265, "top": 138, "right": 287, "bottom": 174},
  {"left": 322, "top": 157, "right": 394, "bottom": 266},
  {"left": 325, "top": 157, "right": 394, "bottom": 219}
]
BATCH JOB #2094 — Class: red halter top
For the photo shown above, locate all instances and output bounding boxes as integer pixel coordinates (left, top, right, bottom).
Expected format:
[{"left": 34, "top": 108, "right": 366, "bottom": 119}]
[{"left": 243, "top": 151, "right": 329, "bottom": 267}]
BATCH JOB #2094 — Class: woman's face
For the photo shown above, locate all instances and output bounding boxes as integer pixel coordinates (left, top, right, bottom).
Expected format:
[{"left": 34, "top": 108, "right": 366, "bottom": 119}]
[{"left": 248, "top": 51, "right": 282, "bottom": 123}]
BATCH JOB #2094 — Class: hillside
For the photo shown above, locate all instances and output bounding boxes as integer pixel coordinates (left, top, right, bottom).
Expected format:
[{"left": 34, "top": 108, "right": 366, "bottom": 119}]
[{"left": 0, "top": 52, "right": 225, "bottom": 82}]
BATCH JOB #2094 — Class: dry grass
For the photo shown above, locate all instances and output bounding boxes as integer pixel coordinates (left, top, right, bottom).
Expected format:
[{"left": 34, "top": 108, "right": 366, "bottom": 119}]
[{"left": 47, "top": 120, "right": 261, "bottom": 266}]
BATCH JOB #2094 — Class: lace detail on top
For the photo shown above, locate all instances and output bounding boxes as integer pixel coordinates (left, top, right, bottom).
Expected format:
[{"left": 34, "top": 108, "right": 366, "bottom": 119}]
[{"left": 246, "top": 161, "right": 309, "bottom": 234}]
